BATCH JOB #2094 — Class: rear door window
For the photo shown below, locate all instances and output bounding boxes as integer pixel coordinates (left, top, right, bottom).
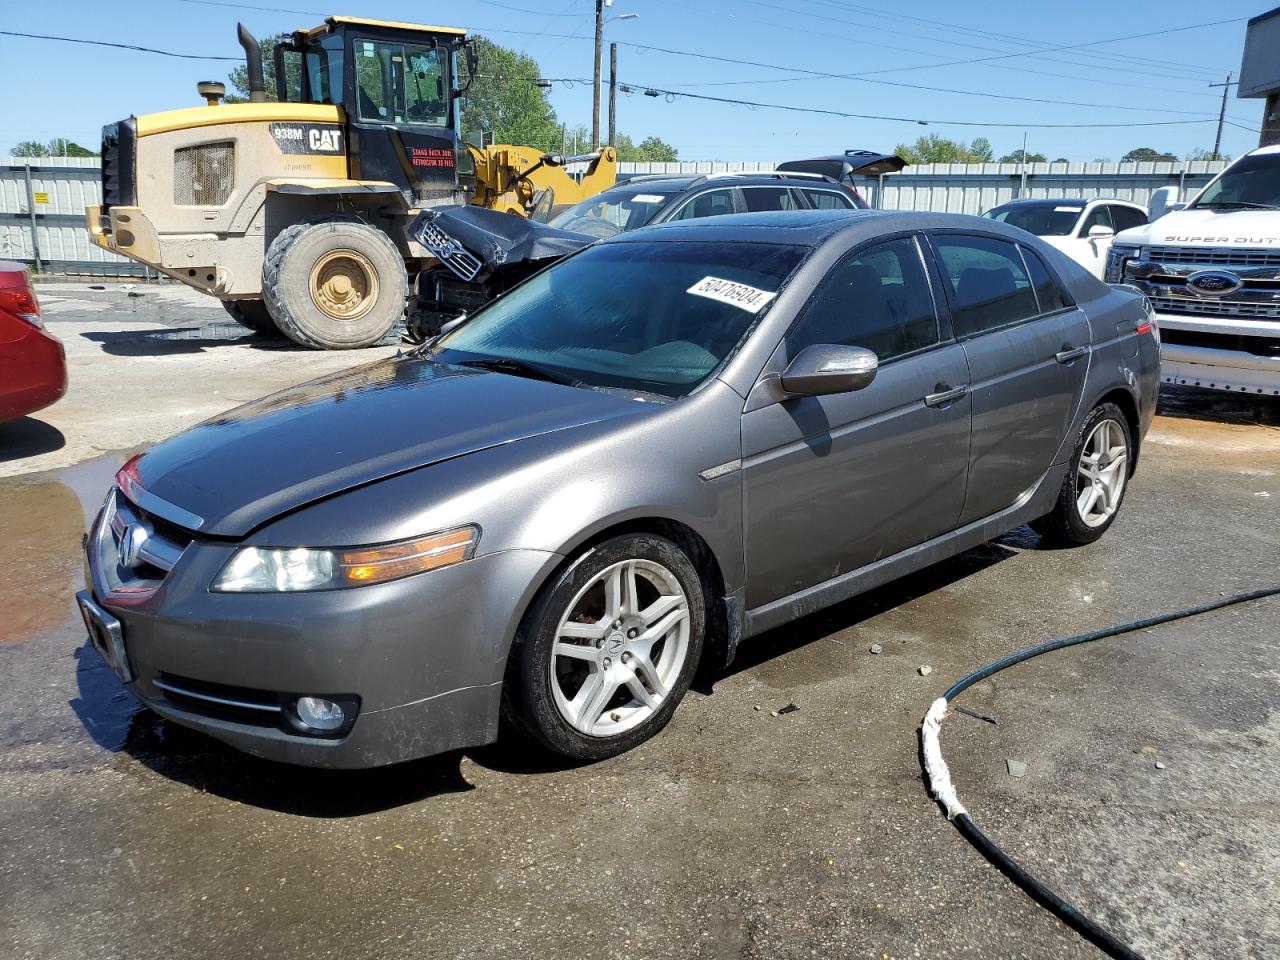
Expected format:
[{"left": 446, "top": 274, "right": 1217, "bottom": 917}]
[
  {"left": 740, "top": 187, "right": 799, "bottom": 212},
  {"left": 1109, "top": 205, "right": 1147, "bottom": 232},
  {"left": 787, "top": 236, "right": 940, "bottom": 361},
  {"left": 801, "top": 188, "right": 856, "bottom": 210},
  {"left": 670, "top": 188, "right": 739, "bottom": 221},
  {"left": 931, "top": 234, "right": 1040, "bottom": 337}
]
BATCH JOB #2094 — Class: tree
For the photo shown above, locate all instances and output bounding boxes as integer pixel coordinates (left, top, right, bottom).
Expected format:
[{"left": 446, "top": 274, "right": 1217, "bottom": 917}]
[
  {"left": 460, "top": 37, "right": 563, "bottom": 153},
  {"left": 616, "top": 134, "right": 678, "bottom": 162},
  {"left": 999, "top": 148, "right": 1048, "bottom": 164},
  {"left": 11, "top": 141, "right": 50, "bottom": 157},
  {"left": 1121, "top": 147, "right": 1177, "bottom": 163},
  {"left": 1186, "top": 147, "right": 1231, "bottom": 162},
  {"left": 893, "top": 134, "right": 993, "bottom": 164},
  {"left": 48, "top": 139, "right": 97, "bottom": 157}
]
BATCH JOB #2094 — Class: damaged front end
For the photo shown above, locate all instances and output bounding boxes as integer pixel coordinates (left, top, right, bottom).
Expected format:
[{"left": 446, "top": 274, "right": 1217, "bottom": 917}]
[{"left": 407, "top": 206, "right": 593, "bottom": 342}]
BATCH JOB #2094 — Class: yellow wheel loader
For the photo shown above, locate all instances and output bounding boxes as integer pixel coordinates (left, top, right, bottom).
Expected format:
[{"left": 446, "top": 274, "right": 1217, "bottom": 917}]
[{"left": 85, "top": 16, "right": 617, "bottom": 349}]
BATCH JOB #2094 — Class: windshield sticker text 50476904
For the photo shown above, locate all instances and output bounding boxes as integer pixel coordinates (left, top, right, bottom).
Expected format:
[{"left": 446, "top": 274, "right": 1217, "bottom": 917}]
[{"left": 687, "top": 276, "right": 778, "bottom": 313}]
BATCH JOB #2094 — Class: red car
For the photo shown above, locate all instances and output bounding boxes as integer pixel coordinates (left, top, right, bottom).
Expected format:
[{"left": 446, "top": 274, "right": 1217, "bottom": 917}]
[{"left": 0, "top": 261, "right": 66, "bottom": 421}]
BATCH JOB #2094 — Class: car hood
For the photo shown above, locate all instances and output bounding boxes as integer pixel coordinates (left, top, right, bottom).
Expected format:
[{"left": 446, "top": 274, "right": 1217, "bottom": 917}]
[
  {"left": 128, "top": 357, "right": 652, "bottom": 537},
  {"left": 1116, "top": 207, "right": 1280, "bottom": 247}
]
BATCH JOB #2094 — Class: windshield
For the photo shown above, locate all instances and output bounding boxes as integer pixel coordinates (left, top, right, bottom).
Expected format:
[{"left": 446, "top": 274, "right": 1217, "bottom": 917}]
[
  {"left": 982, "top": 203, "right": 1082, "bottom": 236},
  {"left": 434, "top": 240, "right": 808, "bottom": 398},
  {"left": 1192, "top": 153, "right": 1280, "bottom": 210},
  {"left": 548, "top": 187, "right": 677, "bottom": 238}
]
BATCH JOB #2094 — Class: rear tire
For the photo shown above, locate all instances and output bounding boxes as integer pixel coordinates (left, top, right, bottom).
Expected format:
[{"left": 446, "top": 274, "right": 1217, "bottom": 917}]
[
  {"left": 503, "top": 534, "right": 705, "bottom": 762},
  {"left": 1032, "top": 402, "right": 1133, "bottom": 546},
  {"left": 221, "top": 299, "right": 278, "bottom": 336},
  {"left": 262, "top": 214, "right": 407, "bottom": 350}
]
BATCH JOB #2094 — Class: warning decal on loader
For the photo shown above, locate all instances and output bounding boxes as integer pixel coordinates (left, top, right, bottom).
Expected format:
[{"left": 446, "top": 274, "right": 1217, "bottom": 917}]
[{"left": 270, "top": 123, "right": 345, "bottom": 156}]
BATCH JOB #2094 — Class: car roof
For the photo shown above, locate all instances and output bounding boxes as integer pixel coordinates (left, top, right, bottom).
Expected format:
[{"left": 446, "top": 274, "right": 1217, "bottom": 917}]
[
  {"left": 602, "top": 209, "right": 1033, "bottom": 247},
  {"left": 614, "top": 173, "right": 846, "bottom": 192},
  {"left": 992, "top": 197, "right": 1142, "bottom": 208}
]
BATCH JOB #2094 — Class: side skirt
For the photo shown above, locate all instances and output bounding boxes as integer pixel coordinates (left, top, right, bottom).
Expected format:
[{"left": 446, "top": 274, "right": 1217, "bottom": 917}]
[{"left": 742, "top": 460, "right": 1069, "bottom": 639}]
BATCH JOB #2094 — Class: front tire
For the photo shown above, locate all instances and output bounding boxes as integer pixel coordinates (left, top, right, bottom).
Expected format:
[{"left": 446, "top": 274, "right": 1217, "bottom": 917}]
[
  {"left": 1033, "top": 402, "right": 1133, "bottom": 545},
  {"left": 504, "top": 534, "right": 705, "bottom": 761},
  {"left": 262, "top": 215, "right": 407, "bottom": 350},
  {"left": 221, "top": 298, "right": 279, "bottom": 336}
]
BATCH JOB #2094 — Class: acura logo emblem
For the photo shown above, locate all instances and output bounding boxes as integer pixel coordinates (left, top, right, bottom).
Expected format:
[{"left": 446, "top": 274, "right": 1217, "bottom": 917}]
[
  {"left": 1185, "top": 270, "right": 1243, "bottom": 297},
  {"left": 119, "top": 522, "right": 149, "bottom": 568}
]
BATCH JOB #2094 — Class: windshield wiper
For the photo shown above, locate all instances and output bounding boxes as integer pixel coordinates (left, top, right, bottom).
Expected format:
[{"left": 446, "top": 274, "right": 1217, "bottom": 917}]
[
  {"left": 1194, "top": 200, "right": 1280, "bottom": 210},
  {"left": 456, "top": 357, "right": 583, "bottom": 387}
]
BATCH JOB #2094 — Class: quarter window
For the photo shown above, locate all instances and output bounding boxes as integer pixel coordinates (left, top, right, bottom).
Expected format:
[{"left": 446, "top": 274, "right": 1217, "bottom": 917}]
[
  {"left": 787, "top": 237, "right": 940, "bottom": 361},
  {"left": 1020, "top": 246, "right": 1071, "bottom": 314},
  {"left": 932, "top": 234, "right": 1040, "bottom": 337},
  {"left": 801, "top": 188, "right": 855, "bottom": 210},
  {"left": 741, "top": 187, "right": 798, "bottom": 212}
]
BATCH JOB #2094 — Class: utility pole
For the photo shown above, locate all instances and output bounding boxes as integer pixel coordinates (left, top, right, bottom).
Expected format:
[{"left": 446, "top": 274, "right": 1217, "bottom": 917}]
[
  {"left": 1210, "top": 73, "right": 1233, "bottom": 160},
  {"left": 592, "top": 0, "right": 604, "bottom": 150},
  {"left": 1018, "top": 131, "right": 1028, "bottom": 197},
  {"left": 608, "top": 43, "right": 618, "bottom": 148}
]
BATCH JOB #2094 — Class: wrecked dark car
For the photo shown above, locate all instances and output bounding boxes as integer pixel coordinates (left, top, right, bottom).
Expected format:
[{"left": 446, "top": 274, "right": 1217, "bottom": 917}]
[{"left": 406, "top": 152, "right": 905, "bottom": 341}]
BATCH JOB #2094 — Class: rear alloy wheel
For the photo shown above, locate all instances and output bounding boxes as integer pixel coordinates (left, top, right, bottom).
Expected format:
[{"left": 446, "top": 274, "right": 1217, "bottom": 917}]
[
  {"left": 1033, "top": 402, "right": 1132, "bottom": 545},
  {"left": 262, "top": 215, "right": 407, "bottom": 350},
  {"left": 221, "top": 298, "right": 279, "bottom": 336},
  {"left": 505, "top": 535, "right": 705, "bottom": 761}
]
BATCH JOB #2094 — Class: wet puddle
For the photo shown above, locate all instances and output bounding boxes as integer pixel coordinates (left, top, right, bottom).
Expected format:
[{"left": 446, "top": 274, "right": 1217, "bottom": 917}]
[
  {"left": 144, "top": 321, "right": 255, "bottom": 343},
  {"left": 0, "top": 453, "right": 126, "bottom": 643}
]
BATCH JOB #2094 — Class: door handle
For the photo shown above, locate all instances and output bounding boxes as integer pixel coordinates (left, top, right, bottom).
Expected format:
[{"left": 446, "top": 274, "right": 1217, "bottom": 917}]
[
  {"left": 1055, "top": 345, "right": 1089, "bottom": 364},
  {"left": 924, "top": 384, "right": 968, "bottom": 408}
]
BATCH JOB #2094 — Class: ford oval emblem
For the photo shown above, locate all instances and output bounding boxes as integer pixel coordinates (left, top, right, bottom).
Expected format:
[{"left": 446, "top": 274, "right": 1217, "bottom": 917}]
[{"left": 1185, "top": 270, "right": 1243, "bottom": 297}]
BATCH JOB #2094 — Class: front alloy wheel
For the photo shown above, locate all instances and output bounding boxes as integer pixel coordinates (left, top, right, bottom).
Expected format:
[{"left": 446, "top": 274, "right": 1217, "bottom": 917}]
[{"left": 505, "top": 534, "right": 705, "bottom": 761}]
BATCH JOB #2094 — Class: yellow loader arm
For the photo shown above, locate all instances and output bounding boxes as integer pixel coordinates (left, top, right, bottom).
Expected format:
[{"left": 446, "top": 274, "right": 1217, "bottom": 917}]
[{"left": 468, "top": 144, "right": 617, "bottom": 219}]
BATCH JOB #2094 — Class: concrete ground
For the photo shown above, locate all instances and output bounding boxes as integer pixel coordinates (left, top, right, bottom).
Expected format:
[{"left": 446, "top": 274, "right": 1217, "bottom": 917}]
[{"left": 1, "top": 285, "right": 1277, "bottom": 960}]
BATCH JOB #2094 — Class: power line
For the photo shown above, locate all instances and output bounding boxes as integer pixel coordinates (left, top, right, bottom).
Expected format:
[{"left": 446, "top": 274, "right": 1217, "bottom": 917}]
[
  {"left": 794, "top": 0, "right": 1228, "bottom": 77},
  {"left": 711, "top": 0, "right": 1226, "bottom": 84},
  {"left": 0, "top": 29, "right": 239, "bottom": 60},
  {"left": 172, "top": 0, "right": 319, "bottom": 15}
]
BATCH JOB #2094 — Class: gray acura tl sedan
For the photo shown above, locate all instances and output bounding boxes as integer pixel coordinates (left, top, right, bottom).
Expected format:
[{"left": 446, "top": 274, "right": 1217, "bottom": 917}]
[{"left": 78, "top": 210, "right": 1159, "bottom": 768}]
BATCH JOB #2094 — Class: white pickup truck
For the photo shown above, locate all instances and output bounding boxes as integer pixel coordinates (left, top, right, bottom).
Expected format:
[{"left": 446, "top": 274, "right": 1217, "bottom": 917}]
[{"left": 1107, "top": 145, "right": 1280, "bottom": 396}]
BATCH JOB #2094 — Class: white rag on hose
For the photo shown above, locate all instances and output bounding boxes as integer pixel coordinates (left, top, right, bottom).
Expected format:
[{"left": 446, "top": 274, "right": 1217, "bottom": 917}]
[{"left": 922, "top": 697, "right": 967, "bottom": 820}]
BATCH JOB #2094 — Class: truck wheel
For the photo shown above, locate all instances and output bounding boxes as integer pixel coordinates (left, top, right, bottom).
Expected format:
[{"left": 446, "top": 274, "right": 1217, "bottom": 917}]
[
  {"left": 262, "top": 215, "right": 407, "bottom": 350},
  {"left": 221, "top": 299, "right": 279, "bottom": 336}
]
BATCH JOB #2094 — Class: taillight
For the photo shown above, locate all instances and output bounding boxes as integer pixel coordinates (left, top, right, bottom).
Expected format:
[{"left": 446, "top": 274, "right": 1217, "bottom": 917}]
[
  {"left": 0, "top": 270, "right": 42, "bottom": 328},
  {"left": 1136, "top": 298, "right": 1158, "bottom": 341}
]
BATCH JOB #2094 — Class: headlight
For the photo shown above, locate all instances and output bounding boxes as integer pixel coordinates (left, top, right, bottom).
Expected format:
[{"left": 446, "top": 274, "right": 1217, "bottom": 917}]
[
  {"left": 212, "top": 525, "right": 479, "bottom": 593},
  {"left": 1105, "top": 244, "right": 1140, "bottom": 284}
]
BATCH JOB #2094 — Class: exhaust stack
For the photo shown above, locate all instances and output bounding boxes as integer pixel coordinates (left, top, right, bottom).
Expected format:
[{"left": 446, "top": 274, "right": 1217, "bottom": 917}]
[{"left": 236, "top": 23, "right": 267, "bottom": 103}]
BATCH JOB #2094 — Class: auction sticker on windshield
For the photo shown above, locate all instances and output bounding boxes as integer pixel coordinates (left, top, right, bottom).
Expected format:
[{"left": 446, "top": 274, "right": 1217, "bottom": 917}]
[
  {"left": 631, "top": 194, "right": 667, "bottom": 203},
  {"left": 687, "top": 276, "right": 778, "bottom": 313}
]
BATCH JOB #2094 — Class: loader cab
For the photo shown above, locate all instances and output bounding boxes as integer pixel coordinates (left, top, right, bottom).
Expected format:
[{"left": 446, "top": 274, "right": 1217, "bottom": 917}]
[{"left": 276, "top": 16, "right": 476, "bottom": 205}]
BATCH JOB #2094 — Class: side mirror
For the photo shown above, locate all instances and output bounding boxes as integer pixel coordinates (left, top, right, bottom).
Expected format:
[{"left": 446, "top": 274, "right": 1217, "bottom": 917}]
[
  {"left": 1148, "top": 185, "right": 1182, "bottom": 221},
  {"left": 1087, "top": 224, "right": 1115, "bottom": 240},
  {"left": 779, "top": 344, "right": 878, "bottom": 397}
]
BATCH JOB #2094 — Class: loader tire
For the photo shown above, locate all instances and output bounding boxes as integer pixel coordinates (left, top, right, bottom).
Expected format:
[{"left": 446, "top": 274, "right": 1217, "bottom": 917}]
[
  {"left": 262, "top": 215, "right": 407, "bottom": 350},
  {"left": 221, "top": 299, "right": 279, "bottom": 336}
]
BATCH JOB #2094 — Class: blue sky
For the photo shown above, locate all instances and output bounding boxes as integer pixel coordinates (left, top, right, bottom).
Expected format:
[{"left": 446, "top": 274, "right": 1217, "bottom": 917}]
[{"left": 1, "top": 0, "right": 1271, "bottom": 162}]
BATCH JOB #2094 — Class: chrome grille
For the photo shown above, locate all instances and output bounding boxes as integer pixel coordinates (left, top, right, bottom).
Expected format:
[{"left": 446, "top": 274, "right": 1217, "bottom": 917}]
[
  {"left": 174, "top": 142, "right": 234, "bottom": 206},
  {"left": 92, "top": 489, "right": 192, "bottom": 595},
  {"left": 1149, "top": 296, "right": 1280, "bottom": 319},
  {"left": 1144, "top": 246, "right": 1280, "bottom": 268},
  {"left": 414, "top": 211, "right": 483, "bottom": 282}
]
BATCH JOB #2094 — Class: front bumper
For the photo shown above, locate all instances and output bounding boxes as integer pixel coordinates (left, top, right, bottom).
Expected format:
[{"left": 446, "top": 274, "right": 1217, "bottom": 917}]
[
  {"left": 82, "top": 501, "right": 559, "bottom": 767},
  {"left": 1153, "top": 310, "right": 1280, "bottom": 396}
]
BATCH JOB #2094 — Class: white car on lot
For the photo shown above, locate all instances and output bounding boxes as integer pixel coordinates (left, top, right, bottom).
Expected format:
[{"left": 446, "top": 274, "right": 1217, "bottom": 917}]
[
  {"left": 982, "top": 198, "right": 1149, "bottom": 279},
  {"left": 1105, "top": 145, "right": 1280, "bottom": 397}
]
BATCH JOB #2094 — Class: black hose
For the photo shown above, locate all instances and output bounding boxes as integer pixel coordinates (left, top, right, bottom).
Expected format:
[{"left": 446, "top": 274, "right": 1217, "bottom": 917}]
[{"left": 930, "top": 584, "right": 1280, "bottom": 960}]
